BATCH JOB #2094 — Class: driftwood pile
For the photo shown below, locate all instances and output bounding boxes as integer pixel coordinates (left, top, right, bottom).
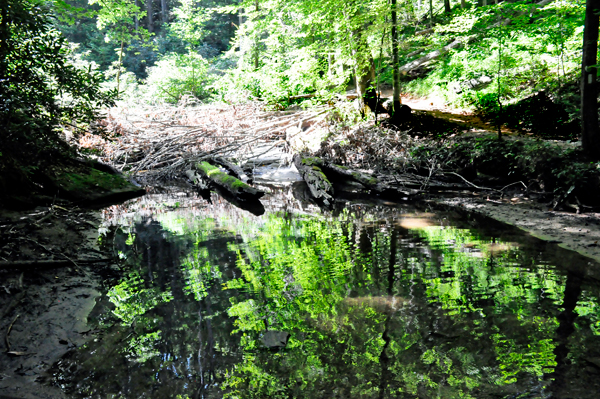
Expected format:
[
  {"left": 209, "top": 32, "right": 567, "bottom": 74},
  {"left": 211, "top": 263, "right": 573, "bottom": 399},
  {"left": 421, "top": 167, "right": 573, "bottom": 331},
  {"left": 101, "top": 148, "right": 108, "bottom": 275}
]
[
  {"left": 316, "top": 121, "right": 418, "bottom": 171},
  {"left": 80, "top": 103, "right": 330, "bottom": 182},
  {"left": 79, "top": 102, "right": 474, "bottom": 212}
]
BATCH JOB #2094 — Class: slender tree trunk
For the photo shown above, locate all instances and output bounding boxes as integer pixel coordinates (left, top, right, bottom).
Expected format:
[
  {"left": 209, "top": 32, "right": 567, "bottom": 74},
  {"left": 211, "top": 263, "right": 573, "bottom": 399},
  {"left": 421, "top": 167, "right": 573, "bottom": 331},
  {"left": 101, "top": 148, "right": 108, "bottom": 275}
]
[
  {"left": 238, "top": 6, "right": 244, "bottom": 52},
  {"left": 161, "top": 0, "right": 168, "bottom": 23},
  {"left": 391, "top": 0, "right": 401, "bottom": 114},
  {"left": 134, "top": 0, "right": 139, "bottom": 29},
  {"left": 253, "top": 0, "right": 259, "bottom": 70},
  {"left": 117, "top": 39, "right": 124, "bottom": 95},
  {"left": 461, "top": 0, "right": 466, "bottom": 8},
  {"left": 146, "top": 0, "right": 154, "bottom": 33},
  {"left": 581, "top": 0, "right": 600, "bottom": 157},
  {"left": 483, "top": 0, "right": 487, "bottom": 6},
  {"left": 497, "top": 35, "right": 503, "bottom": 139},
  {"left": 444, "top": 0, "right": 451, "bottom": 13},
  {"left": 429, "top": 0, "right": 434, "bottom": 27}
]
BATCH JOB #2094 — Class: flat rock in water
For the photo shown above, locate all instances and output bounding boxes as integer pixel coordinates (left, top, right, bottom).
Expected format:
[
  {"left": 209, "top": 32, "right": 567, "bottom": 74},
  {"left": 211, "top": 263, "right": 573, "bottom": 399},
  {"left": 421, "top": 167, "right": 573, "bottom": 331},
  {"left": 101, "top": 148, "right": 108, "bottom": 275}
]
[
  {"left": 252, "top": 165, "right": 303, "bottom": 185},
  {"left": 260, "top": 331, "right": 290, "bottom": 348}
]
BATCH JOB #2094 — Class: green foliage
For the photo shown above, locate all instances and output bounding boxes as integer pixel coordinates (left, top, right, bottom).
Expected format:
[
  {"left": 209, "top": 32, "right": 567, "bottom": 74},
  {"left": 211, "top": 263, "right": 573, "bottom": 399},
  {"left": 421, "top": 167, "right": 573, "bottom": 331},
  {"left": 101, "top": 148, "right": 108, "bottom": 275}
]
[
  {"left": 217, "top": 46, "right": 344, "bottom": 106},
  {"left": 401, "top": 0, "right": 584, "bottom": 123},
  {"left": 145, "top": 52, "right": 213, "bottom": 103},
  {"left": 168, "top": 0, "right": 210, "bottom": 51},
  {"left": 412, "top": 136, "right": 600, "bottom": 204},
  {"left": 0, "top": 0, "right": 116, "bottom": 162}
]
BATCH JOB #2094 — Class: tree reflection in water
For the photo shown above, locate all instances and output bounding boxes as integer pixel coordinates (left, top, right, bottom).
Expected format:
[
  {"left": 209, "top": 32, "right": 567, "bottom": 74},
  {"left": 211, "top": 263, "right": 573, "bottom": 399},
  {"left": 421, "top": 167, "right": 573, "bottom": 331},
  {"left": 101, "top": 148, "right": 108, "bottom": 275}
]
[{"left": 53, "top": 189, "right": 600, "bottom": 398}]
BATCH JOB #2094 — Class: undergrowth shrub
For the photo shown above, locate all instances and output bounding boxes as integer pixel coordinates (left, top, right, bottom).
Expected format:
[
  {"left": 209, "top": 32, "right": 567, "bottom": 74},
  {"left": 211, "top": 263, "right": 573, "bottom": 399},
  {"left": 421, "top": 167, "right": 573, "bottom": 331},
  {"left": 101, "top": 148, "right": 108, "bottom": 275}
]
[
  {"left": 411, "top": 137, "right": 600, "bottom": 205},
  {"left": 145, "top": 52, "right": 213, "bottom": 104},
  {"left": 471, "top": 91, "right": 580, "bottom": 140},
  {"left": 216, "top": 47, "right": 348, "bottom": 107}
]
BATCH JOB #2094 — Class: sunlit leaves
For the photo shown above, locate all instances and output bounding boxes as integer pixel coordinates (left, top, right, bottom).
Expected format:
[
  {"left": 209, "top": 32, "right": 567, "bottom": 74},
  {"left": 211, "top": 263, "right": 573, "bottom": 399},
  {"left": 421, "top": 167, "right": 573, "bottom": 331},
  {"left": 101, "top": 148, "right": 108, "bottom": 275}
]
[
  {"left": 108, "top": 271, "right": 174, "bottom": 325},
  {"left": 169, "top": 0, "right": 211, "bottom": 50}
]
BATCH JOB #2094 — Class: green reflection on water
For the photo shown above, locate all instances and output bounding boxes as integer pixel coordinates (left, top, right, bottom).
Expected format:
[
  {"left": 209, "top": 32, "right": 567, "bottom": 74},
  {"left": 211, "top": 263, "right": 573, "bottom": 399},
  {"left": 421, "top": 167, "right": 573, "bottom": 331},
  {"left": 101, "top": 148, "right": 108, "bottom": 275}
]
[{"left": 59, "top": 195, "right": 600, "bottom": 398}]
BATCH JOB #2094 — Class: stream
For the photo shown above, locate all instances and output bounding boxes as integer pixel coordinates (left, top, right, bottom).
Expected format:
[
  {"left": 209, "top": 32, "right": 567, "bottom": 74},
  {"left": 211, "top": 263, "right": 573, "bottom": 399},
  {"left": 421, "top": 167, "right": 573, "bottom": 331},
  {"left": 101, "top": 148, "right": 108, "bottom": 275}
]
[{"left": 50, "top": 179, "right": 600, "bottom": 399}]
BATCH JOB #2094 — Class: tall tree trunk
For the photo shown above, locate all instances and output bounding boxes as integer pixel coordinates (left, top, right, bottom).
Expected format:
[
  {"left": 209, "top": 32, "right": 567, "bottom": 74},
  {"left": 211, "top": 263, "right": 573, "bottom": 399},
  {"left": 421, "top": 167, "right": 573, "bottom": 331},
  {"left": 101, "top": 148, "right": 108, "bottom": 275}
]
[
  {"left": 429, "top": 0, "right": 434, "bottom": 27},
  {"left": 391, "top": 0, "right": 401, "bottom": 114},
  {"left": 356, "top": 58, "right": 376, "bottom": 109},
  {"left": 444, "top": 0, "right": 451, "bottom": 13},
  {"left": 134, "top": 0, "right": 139, "bottom": 29},
  {"left": 161, "top": 0, "right": 168, "bottom": 23},
  {"left": 238, "top": 6, "right": 244, "bottom": 52},
  {"left": 461, "top": 0, "right": 466, "bottom": 8},
  {"left": 581, "top": 0, "right": 600, "bottom": 157},
  {"left": 116, "top": 39, "right": 124, "bottom": 95},
  {"left": 146, "top": 0, "right": 154, "bottom": 33},
  {"left": 253, "top": 0, "right": 259, "bottom": 70}
]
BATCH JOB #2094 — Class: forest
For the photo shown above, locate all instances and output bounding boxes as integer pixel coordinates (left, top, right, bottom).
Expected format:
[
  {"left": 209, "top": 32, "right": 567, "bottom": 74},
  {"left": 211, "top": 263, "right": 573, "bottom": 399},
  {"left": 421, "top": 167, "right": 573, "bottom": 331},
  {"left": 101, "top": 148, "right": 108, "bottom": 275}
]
[{"left": 4, "top": 0, "right": 600, "bottom": 398}]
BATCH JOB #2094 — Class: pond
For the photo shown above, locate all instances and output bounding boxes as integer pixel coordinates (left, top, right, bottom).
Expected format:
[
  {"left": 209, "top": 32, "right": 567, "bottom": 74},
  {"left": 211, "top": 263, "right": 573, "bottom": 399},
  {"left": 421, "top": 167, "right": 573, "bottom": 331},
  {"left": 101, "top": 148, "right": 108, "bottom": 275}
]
[{"left": 52, "top": 182, "right": 600, "bottom": 399}]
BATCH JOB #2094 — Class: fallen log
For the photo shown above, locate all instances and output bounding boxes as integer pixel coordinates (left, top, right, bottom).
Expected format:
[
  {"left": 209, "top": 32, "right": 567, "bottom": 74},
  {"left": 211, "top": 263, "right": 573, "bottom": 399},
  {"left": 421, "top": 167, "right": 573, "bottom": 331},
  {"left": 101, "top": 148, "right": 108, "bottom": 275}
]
[
  {"left": 293, "top": 154, "right": 334, "bottom": 206},
  {"left": 400, "top": 39, "right": 466, "bottom": 75},
  {"left": 194, "top": 161, "right": 265, "bottom": 200},
  {"left": 294, "top": 155, "right": 419, "bottom": 199},
  {"left": 415, "top": 28, "right": 434, "bottom": 36},
  {"left": 208, "top": 156, "right": 250, "bottom": 183},
  {"left": 321, "top": 162, "right": 417, "bottom": 196},
  {"left": 289, "top": 93, "right": 316, "bottom": 101},
  {"left": 212, "top": 186, "right": 265, "bottom": 216}
]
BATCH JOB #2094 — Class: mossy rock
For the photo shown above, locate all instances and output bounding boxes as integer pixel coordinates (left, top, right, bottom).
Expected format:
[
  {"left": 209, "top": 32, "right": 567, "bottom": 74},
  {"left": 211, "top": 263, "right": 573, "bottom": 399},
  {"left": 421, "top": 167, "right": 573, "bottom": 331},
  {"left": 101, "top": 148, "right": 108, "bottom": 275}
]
[
  {"left": 0, "top": 155, "right": 145, "bottom": 208},
  {"left": 48, "top": 163, "right": 145, "bottom": 205}
]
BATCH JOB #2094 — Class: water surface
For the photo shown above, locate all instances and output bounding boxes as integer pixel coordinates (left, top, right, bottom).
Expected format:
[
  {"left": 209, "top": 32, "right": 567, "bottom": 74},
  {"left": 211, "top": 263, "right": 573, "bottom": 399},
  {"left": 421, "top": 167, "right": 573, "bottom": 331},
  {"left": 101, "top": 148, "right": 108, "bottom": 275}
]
[{"left": 53, "top": 185, "right": 600, "bottom": 398}]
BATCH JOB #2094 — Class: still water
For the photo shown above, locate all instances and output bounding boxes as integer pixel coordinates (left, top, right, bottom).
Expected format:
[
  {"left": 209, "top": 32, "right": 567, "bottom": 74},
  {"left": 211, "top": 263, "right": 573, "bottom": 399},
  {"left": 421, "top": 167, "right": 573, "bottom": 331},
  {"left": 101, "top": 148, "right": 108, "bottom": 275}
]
[{"left": 54, "top": 184, "right": 600, "bottom": 398}]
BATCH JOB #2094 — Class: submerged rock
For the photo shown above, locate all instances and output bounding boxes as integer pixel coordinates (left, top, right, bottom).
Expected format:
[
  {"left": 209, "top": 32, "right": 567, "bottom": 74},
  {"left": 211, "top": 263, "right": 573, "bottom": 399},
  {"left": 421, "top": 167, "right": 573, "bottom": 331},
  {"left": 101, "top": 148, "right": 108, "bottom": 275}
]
[{"left": 260, "top": 331, "right": 290, "bottom": 349}]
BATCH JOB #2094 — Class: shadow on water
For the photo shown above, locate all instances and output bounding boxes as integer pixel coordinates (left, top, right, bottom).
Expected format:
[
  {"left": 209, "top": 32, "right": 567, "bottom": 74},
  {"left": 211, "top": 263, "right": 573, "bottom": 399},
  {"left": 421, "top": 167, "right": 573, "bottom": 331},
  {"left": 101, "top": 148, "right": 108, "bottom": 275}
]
[{"left": 51, "top": 184, "right": 600, "bottom": 399}]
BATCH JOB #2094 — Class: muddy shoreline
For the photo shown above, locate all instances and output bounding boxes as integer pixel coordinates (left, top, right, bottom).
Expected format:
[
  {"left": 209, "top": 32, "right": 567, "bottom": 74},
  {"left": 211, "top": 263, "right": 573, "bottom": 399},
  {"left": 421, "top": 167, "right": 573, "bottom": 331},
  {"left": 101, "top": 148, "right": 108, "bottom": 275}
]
[
  {"left": 2, "top": 185, "right": 600, "bottom": 398},
  {"left": 0, "top": 207, "right": 120, "bottom": 399},
  {"left": 432, "top": 195, "right": 600, "bottom": 265}
]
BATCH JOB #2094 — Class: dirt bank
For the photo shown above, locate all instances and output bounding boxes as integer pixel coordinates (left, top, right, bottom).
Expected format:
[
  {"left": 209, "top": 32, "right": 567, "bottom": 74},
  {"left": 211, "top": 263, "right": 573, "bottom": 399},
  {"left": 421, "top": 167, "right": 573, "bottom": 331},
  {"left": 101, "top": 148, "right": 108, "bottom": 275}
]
[
  {"left": 432, "top": 195, "right": 600, "bottom": 266},
  {"left": 0, "top": 206, "right": 120, "bottom": 399}
]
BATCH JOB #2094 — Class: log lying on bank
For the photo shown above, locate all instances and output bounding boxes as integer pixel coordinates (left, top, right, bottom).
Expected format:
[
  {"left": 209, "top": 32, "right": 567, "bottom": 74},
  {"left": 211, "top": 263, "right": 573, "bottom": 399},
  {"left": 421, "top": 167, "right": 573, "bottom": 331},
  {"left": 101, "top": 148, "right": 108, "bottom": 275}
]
[
  {"left": 319, "top": 161, "right": 380, "bottom": 191},
  {"left": 399, "top": 39, "right": 466, "bottom": 75},
  {"left": 294, "top": 155, "right": 416, "bottom": 203},
  {"left": 293, "top": 154, "right": 334, "bottom": 206},
  {"left": 192, "top": 161, "right": 265, "bottom": 201}
]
